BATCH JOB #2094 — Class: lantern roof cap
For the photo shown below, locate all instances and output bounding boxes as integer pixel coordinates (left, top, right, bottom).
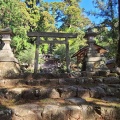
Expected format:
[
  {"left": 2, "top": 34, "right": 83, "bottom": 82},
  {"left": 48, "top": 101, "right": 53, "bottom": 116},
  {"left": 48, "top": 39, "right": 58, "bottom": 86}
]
[
  {"left": 0, "top": 27, "right": 12, "bottom": 35},
  {"left": 84, "top": 28, "right": 98, "bottom": 38}
]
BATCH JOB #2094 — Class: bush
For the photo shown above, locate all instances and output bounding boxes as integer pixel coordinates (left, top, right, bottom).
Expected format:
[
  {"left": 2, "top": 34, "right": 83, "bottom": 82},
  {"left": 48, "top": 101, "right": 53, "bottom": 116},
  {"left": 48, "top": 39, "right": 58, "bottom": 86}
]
[{"left": 17, "top": 47, "right": 35, "bottom": 66}]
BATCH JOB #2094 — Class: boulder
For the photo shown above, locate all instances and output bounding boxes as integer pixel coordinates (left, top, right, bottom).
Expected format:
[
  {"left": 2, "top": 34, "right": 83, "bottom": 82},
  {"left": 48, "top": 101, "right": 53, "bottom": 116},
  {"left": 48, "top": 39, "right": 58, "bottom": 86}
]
[
  {"left": 77, "top": 88, "right": 90, "bottom": 99},
  {"left": 77, "top": 77, "right": 94, "bottom": 85},
  {"left": 0, "top": 109, "right": 12, "bottom": 120},
  {"left": 5, "top": 88, "right": 28, "bottom": 100},
  {"left": 58, "top": 86, "right": 77, "bottom": 98},
  {"left": 21, "top": 88, "right": 40, "bottom": 100},
  {"left": 100, "top": 106, "right": 120, "bottom": 120},
  {"left": 90, "top": 86, "right": 106, "bottom": 98},
  {"left": 103, "top": 76, "right": 120, "bottom": 84},
  {"left": 48, "top": 89, "right": 60, "bottom": 98},
  {"left": 0, "top": 79, "right": 20, "bottom": 87},
  {"left": 80, "top": 105, "right": 95, "bottom": 120},
  {"left": 11, "top": 104, "right": 41, "bottom": 120},
  {"left": 93, "top": 77, "right": 103, "bottom": 83}
]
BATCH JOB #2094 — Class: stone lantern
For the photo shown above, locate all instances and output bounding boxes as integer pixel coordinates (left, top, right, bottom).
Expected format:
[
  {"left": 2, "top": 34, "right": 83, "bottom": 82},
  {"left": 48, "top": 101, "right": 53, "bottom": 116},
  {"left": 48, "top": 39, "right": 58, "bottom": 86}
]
[
  {"left": 0, "top": 28, "right": 20, "bottom": 78},
  {"left": 84, "top": 28, "right": 109, "bottom": 75},
  {"left": 84, "top": 28, "right": 98, "bottom": 71}
]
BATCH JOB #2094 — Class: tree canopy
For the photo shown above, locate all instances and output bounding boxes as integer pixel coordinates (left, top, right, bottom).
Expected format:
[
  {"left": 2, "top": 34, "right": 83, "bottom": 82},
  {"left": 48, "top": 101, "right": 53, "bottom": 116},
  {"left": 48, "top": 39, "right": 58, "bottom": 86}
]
[
  {"left": 87, "top": 0, "right": 119, "bottom": 59},
  {"left": 0, "top": 0, "right": 119, "bottom": 67}
]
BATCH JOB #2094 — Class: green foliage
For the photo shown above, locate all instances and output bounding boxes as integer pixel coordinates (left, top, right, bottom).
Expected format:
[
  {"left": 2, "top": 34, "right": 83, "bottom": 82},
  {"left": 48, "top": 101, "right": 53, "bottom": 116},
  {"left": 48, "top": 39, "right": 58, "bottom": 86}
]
[
  {"left": 38, "top": 11, "right": 56, "bottom": 31},
  {"left": 53, "top": 45, "right": 66, "bottom": 61},
  {"left": 25, "top": 0, "right": 56, "bottom": 32},
  {"left": 50, "top": 0, "right": 91, "bottom": 30},
  {"left": 39, "top": 44, "right": 49, "bottom": 54},
  {"left": 89, "top": 0, "right": 119, "bottom": 59},
  {"left": 50, "top": 0, "right": 91, "bottom": 63},
  {"left": 11, "top": 36, "right": 29, "bottom": 54},
  {"left": 0, "top": 0, "right": 31, "bottom": 55},
  {"left": 25, "top": 0, "right": 40, "bottom": 31},
  {"left": 0, "top": 0, "right": 93, "bottom": 66},
  {"left": 0, "top": 0, "right": 30, "bottom": 31},
  {"left": 17, "top": 46, "right": 35, "bottom": 66}
]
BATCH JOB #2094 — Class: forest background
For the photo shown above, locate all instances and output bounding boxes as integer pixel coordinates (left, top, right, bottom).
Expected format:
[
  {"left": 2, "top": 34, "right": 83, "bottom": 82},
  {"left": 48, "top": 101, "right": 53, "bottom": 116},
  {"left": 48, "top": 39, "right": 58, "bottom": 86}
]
[{"left": 0, "top": 0, "right": 119, "bottom": 68}]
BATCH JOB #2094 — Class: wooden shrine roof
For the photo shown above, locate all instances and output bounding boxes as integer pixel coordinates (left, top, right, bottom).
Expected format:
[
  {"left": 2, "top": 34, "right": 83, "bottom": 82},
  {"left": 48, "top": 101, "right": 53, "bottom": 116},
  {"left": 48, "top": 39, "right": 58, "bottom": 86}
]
[{"left": 71, "top": 44, "right": 108, "bottom": 63}]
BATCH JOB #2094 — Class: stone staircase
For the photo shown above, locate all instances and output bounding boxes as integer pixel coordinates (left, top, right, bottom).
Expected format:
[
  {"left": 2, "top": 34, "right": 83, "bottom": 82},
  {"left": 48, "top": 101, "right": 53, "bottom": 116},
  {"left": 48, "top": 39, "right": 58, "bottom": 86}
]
[{"left": 0, "top": 73, "right": 120, "bottom": 120}]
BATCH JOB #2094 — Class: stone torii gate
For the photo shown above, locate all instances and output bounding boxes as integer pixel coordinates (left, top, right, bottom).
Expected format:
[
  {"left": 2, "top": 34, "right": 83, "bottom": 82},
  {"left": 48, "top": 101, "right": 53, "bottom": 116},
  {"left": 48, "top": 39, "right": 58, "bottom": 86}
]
[{"left": 27, "top": 32, "right": 77, "bottom": 74}]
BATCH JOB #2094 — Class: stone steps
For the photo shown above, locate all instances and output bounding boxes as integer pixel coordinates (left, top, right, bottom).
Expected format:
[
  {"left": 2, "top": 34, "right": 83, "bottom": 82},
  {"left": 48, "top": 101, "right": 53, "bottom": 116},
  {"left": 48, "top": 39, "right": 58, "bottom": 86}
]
[
  {"left": 25, "top": 76, "right": 120, "bottom": 86},
  {"left": 0, "top": 76, "right": 119, "bottom": 101},
  {"left": 0, "top": 83, "right": 120, "bottom": 101},
  {"left": 0, "top": 74, "right": 120, "bottom": 120},
  {"left": 0, "top": 76, "right": 120, "bottom": 87}
]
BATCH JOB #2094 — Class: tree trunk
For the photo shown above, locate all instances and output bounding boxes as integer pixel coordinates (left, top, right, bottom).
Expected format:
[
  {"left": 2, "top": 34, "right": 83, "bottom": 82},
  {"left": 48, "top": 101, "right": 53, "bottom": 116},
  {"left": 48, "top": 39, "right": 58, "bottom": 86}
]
[{"left": 116, "top": 0, "right": 120, "bottom": 67}]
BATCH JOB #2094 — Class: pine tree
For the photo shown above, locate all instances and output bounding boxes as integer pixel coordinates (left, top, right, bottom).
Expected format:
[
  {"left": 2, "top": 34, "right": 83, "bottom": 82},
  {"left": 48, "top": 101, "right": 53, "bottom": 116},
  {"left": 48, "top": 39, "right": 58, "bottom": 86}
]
[
  {"left": 50, "top": 0, "right": 91, "bottom": 59},
  {"left": 116, "top": 0, "right": 120, "bottom": 67},
  {"left": 90, "top": 0, "right": 118, "bottom": 58}
]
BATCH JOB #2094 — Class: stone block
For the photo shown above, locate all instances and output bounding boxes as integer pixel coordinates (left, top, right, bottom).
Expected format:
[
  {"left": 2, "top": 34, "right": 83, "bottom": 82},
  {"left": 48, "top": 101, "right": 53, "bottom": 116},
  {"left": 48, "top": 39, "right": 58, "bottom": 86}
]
[
  {"left": 0, "top": 109, "right": 12, "bottom": 120},
  {"left": 25, "top": 80, "right": 41, "bottom": 86},
  {"left": 97, "top": 70, "right": 110, "bottom": 77},
  {"left": 59, "top": 78, "right": 67, "bottom": 85},
  {"left": 87, "top": 57, "right": 101, "bottom": 62},
  {"left": 0, "top": 79, "right": 20, "bottom": 87},
  {"left": 64, "top": 78, "right": 77, "bottom": 85},
  {"left": 0, "top": 62, "right": 20, "bottom": 78},
  {"left": 58, "top": 86, "right": 77, "bottom": 98},
  {"left": 40, "top": 79, "right": 59, "bottom": 85},
  {"left": 12, "top": 104, "right": 39, "bottom": 120},
  {"left": 5, "top": 88, "right": 28, "bottom": 100},
  {"left": 21, "top": 88, "right": 40, "bottom": 100},
  {"left": 48, "top": 89, "right": 60, "bottom": 98},
  {"left": 77, "top": 88, "right": 90, "bottom": 98},
  {"left": 103, "top": 76, "right": 120, "bottom": 84},
  {"left": 77, "top": 77, "right": 94, "bottom": 84},
  {"left": 90, "top": 86, "right": 106, "bottom": 98},
  {"left": 100, "top": 107, "right": 120, "bottom": 120},
  {"left": 93, "top": 77, "right": 104, "bottom": 83}
]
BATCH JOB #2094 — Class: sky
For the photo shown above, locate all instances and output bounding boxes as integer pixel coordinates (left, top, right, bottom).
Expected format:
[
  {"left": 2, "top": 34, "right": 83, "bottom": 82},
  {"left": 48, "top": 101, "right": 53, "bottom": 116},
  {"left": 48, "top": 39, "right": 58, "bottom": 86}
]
[
  {"left": 44, "top": 0, "right": 102, "bottom": 24},
  {"left": 80, "top": 0, "right": 100, "bottom": 24}
]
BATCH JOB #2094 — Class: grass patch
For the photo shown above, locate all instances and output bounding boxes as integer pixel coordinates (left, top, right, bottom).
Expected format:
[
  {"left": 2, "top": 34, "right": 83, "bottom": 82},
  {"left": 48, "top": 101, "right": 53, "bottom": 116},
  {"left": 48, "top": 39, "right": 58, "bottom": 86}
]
[
  {"left": 37, "top": 98, "right": 72, "bottom": 106},
  {"left": 0, "top": 98, "right": 15, "bottom": 107},
  {"left": 39, "top": 98, "right": 59, "bottom": 105},
  {"left": 85, "top": 98, "right": 120, "bottom": 108}
]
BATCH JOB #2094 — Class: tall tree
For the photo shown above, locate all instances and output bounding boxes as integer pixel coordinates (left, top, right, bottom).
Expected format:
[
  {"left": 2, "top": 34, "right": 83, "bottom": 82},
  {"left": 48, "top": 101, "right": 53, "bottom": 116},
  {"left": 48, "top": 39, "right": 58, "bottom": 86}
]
[
  {"left": 51, "top": 0, "right": 90, "bottom": 31},
  {"left": 50, "top": 0, "right": 91, "bottom": 59},
  {"left": 91, "top": 0, "right": 118, "bottom": 58},
  {"left": 25, "top": 0, "right": 56, "bottom": 32},
  {"left": 25, "top": 0, "right": 56, "bottom": 54},
  {"left": 0, "top": 0, "right": 31, "bottom": 54},
  {"left": 38, "top": 2, "right": 56, "bottom": 32},
  {"left": 25, "top": 0, "right": 40, "bottom": 31},
  {"left": 116, "top": 0, "right": 120, "bottom": 67}
]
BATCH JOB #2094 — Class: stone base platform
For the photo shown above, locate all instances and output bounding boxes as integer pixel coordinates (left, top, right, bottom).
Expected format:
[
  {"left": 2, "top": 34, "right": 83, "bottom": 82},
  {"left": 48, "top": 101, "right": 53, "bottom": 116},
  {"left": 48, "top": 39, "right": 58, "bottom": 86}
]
[{"left": 0, "top": 62, "right": 20, "bottom": 78}]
